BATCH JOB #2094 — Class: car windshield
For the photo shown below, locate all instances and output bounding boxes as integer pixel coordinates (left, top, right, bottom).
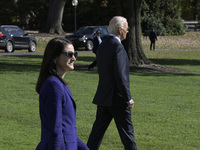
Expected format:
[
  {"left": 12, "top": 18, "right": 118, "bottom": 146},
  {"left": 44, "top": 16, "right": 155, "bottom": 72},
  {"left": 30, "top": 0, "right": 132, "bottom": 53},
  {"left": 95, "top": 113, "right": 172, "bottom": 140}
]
[{"left": 75, "top": 27, "right": 94, "bottom": 34}]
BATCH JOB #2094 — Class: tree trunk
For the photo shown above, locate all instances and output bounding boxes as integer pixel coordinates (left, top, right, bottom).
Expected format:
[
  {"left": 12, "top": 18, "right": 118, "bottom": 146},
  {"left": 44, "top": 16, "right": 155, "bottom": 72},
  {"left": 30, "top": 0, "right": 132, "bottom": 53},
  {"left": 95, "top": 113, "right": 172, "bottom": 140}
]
[
  {"left": 45, "top": 0, "right": 66, "bottom": 34},
  {"left": 121, "top": 0, "right": 151, "bottom": 66}
]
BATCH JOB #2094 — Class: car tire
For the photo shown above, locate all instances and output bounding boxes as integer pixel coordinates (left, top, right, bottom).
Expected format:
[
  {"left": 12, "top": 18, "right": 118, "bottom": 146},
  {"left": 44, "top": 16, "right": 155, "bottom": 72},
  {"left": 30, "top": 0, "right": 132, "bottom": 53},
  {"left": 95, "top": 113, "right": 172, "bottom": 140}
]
[
  {"left": 86, "top": 40, "right": 94, "bottom": 51},
  {"left": 28, "top": 41, "right": 37, "bottom": 52},
  {"left": 5, "top": 41, "right": 14, "bottom": 53}
]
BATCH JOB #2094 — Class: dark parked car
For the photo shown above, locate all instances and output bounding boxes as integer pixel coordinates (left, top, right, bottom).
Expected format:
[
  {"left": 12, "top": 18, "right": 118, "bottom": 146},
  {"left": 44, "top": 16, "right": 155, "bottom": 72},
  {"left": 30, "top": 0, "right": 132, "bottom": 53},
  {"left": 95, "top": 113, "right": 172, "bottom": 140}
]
[
  {"left": 65, "top": 26, "right": 109, "bottom": 51},
  {"left": 0, "top": 25, "right": 37, "bottom": 53}
]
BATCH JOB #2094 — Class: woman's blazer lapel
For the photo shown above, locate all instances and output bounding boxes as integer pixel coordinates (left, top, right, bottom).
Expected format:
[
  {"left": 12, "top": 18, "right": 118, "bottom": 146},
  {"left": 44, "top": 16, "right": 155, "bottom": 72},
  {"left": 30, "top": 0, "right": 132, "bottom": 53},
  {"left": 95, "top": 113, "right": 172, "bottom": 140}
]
[{"left": 64, "top": 85, "right": 76, "bottom": 108}]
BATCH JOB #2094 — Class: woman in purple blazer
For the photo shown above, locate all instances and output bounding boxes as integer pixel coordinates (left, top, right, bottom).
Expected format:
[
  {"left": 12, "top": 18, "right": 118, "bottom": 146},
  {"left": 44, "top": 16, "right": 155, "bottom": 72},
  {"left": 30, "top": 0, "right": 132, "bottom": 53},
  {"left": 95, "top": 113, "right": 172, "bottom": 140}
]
[{"left": 35, "top": 38, "right": 89, "bottom": 150}]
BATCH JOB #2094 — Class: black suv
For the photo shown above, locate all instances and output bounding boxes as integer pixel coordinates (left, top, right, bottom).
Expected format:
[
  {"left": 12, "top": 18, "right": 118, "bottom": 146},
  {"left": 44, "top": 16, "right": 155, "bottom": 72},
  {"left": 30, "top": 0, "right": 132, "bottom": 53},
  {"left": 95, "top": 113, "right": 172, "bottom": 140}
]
[
  {"left": 65, "top": 26, "right": 109, "bottom": 51},
  {"left": 0, "top": 25, "right": 37, "bottom": 53}
]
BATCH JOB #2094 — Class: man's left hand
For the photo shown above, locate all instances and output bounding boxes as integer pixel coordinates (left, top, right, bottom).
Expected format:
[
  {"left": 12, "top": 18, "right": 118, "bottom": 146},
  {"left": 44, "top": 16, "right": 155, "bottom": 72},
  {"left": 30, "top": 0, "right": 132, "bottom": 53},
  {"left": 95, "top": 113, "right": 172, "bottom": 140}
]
[{"left": 127, "top": 99, "right": 134, "bottom": 110}]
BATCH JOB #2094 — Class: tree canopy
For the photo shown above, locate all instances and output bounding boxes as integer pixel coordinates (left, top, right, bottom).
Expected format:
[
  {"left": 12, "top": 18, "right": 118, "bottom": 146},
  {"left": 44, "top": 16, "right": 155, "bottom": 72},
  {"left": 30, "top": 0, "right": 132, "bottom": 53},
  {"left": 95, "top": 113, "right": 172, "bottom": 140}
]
[
  {"left": 0, "top": 0, "right": 195, "bottom": 35},
  {"left": 141, "top": 0, "right": 185, "bottom": 35},
  {"left": 181, "top": 0, "right": 200, "bottom": 20},
  {"left": 0, "top": 0, "right": 195, "bottom": 66}
]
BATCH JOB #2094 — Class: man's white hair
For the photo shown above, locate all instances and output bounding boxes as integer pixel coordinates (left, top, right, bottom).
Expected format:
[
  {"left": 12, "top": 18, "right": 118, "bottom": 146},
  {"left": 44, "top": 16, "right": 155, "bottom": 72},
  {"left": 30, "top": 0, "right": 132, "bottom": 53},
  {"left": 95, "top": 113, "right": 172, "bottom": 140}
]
[{"left": 108, "top": 16, "right": 127, "bottom": 34}]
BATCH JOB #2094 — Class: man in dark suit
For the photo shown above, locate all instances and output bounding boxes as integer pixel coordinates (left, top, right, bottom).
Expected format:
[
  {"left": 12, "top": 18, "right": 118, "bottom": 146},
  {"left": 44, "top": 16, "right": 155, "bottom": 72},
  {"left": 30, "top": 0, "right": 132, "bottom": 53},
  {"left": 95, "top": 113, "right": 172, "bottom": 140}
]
[
  {"left": 88, "top": 30, "right": 102, "bottom": 71},
  {"left": 87, "top": 16, "right": 137, "bottom": 150},
  {"left": 149, "top": 28, "right": 157, "bottom": 51}
]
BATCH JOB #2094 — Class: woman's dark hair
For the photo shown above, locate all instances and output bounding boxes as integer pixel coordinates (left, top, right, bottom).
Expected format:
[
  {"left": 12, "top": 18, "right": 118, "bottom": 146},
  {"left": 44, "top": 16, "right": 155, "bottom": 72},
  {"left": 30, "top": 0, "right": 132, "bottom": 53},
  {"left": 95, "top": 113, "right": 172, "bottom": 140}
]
[{"left": 36, "top": 38, "right": 72, "bottom": 94}]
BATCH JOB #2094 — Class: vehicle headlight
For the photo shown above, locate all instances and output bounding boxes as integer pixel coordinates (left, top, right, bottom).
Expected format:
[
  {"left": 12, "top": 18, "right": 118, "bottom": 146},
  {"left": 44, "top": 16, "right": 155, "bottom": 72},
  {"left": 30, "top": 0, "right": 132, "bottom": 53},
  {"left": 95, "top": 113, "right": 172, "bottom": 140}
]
[{"left": 79, "top": 36, "right": 87, "bottom": 42}]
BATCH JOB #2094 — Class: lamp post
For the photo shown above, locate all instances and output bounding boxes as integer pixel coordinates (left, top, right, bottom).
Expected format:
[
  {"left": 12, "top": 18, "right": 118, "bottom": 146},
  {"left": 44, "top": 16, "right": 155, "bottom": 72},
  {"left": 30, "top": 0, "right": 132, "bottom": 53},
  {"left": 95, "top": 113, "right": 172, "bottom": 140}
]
[{"left": 72, "top": 0, "right": 78, "bottom": 32}]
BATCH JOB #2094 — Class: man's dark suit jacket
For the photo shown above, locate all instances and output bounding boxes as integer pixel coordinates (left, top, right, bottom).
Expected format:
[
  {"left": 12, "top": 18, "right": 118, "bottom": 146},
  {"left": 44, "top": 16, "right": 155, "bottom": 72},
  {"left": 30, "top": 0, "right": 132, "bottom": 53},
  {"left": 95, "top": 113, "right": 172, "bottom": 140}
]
[
  {"left": 93, "top": 36, "right": 101, "bottom": 54},
  {"left": 149, "top": 31, "right": 157, "bottom": 42},
  {"left": 93, "top": 36, "right": 131, "bottom": 107}
]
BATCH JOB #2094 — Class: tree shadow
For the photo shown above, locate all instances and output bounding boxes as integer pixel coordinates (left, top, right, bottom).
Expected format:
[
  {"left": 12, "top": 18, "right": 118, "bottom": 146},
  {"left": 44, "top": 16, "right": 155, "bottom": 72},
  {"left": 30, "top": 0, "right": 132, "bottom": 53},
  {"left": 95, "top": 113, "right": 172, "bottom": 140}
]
[
  {"left": 129, "top": 64, "right": 200, "bottom": 76},
  {"left": 74, "top": 64, "right": 200, "bottom": 76},
  {"left": 130, "top": 70, "right": 200, "bottom": 77},
  {"left": 0, "top": 55, "right": 42, "bottom": 73},
  {"left": 150, "top": 58, "right": 200, "bottom": 66},
  {"left": 75, "top": 57, "right": 200, "bottom": 76},
  {"left": 77, "top": 55, "right": 95, "bottom": 62},
  {"left": 6, "top": 54, "right": 44, "bottom": 59},
  {"left": 0, "top": 55, "right": 199, "bottom": 77}
]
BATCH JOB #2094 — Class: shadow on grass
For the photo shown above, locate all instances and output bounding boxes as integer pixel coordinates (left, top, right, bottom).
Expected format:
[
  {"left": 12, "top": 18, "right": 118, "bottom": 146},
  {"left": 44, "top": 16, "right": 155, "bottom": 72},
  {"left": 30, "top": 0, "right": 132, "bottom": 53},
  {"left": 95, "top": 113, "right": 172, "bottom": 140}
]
[
  {"left": 0, "top": 55, "right": 43, "bottom": 73},
  {"left": 5, "top": 54, "right": 44, "bottom": 59},
  {"left": 150, "top": 58, "right": 200, "bottom": 66},
  {"left": 74, "top": 65, "right": 200, "bottom": 76},
  {"left": 0, "top": 55, "right": 199, "bottom": 76},
  {"left": 77, "top": 56, "right": 95, "bottom": 62},
  {"left": 130, "top": 71, "right": 200, "bottom": 77}
]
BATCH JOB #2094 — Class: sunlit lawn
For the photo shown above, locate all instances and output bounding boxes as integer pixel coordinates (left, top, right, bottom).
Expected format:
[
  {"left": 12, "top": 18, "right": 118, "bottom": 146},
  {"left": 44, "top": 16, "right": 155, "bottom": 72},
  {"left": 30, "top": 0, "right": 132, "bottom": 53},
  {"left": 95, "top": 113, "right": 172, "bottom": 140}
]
[
  {"left": 142, "top": 32, "right": 200, "bottom": 50},
  {"left": 0, "top": 49, "right": 200, "bottom": 150}
]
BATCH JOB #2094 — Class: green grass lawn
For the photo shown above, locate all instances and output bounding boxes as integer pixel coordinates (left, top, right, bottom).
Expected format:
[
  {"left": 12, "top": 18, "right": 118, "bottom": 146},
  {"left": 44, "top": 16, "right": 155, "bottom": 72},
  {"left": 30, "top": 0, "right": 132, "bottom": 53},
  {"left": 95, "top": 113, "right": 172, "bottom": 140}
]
[{"left": 0, "top": 51, "right": 200, "bottom": 150}]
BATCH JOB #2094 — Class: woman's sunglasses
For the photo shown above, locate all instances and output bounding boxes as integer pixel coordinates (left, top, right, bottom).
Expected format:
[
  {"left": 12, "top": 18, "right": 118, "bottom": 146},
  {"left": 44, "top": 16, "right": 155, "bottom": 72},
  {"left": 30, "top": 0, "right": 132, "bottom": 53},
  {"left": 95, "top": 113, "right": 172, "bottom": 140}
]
[{"left": 62, "top": 51, "right": 78, "bottom": 58}]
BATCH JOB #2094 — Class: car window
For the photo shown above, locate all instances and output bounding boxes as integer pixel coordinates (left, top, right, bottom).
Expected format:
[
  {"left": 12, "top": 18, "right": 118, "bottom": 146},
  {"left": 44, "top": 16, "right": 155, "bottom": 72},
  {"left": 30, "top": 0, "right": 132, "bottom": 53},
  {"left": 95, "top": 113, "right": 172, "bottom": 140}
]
[
  {"left": 101, "top": 28, "right": 108, "bottom": 35},
  {"left": 17, "top": 28, "right": 25, "bottom": 35},
  {"left": 11, "top": 27, "right": 19, "bottom": 36},
  {"left": 2, "top": 27, "right": 11, "bottom": 34},
  {"left": 76, "top": 27, "right": 94, "bottom": 34},
  {"left": 2, "top": 27, "right": 17, "bottom": 35},
  {"left": 2, "top": 27, "right": 25, "bottom": 36}
]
